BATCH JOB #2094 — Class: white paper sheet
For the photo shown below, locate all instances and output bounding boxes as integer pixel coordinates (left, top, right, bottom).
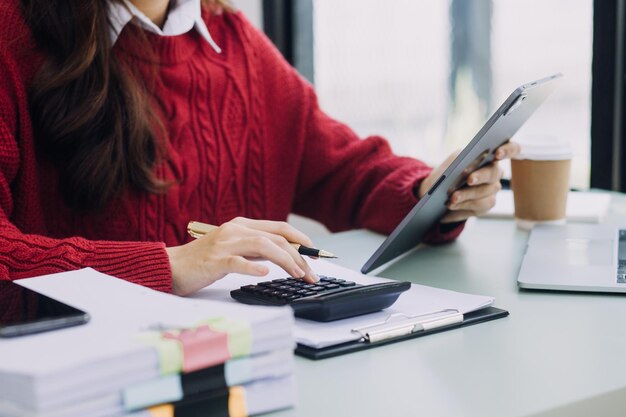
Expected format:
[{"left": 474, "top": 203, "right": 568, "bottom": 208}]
[
  {"left": 481, "top": 190, "right": 611, "bottom": 222},
  {"left": 200, "top": 260, "right": 494, "bottom": 349}
]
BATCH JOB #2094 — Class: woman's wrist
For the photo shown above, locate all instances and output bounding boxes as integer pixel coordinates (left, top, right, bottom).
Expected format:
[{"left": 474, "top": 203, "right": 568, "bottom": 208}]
[{"left": 165, "top": 246, "right": 183, "bottom": 296}]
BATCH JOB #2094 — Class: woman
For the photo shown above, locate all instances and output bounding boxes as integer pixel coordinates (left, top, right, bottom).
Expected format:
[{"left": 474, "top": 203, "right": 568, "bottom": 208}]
[{"left": 0, "top": 0, "right": 517, "bottom": 295}]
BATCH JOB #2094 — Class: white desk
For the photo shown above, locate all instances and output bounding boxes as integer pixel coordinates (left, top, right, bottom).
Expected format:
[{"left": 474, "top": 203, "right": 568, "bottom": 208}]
[{"left": 272, "top": 192, "right": 626, "bottom": 417}]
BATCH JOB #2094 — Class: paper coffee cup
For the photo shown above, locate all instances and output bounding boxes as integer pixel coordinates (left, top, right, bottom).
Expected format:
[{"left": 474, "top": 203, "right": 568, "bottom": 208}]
[{"left": 510, "top": 135, "right": 572, "bottom": 230}]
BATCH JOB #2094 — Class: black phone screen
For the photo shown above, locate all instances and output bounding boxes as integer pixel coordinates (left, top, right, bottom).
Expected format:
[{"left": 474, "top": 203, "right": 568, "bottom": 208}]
[{"left": 0, "top": 281, "right": 89, "bottom": 337}]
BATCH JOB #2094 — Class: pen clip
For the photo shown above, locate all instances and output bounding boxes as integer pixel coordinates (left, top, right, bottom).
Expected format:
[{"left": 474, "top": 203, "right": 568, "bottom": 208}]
[{"left": 351, "top": 309, "right": 463, "bottom": 343}]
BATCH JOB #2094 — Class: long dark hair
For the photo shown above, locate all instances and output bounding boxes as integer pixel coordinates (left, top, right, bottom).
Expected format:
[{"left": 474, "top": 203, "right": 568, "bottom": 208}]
[{"left": 20, "top": 0, "right": 229, "bottom": 210}]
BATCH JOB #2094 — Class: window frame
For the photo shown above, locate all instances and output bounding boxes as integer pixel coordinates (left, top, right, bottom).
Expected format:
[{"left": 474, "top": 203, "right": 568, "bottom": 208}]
[
  {"left": 591, "top": 0, "right": 626, "bottom": 190},
  {"left": 262, "top": 0, "right": 314, "bottom": 83}
]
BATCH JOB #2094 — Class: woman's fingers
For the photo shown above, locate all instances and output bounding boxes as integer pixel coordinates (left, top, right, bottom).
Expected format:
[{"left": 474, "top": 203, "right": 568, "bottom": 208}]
[
  {"left": 449, "top": 182, "right": 501, "bottom": 210},
  {"left": 217, "top": 222, "right": 318, "bottom": 282},
  {"left": 226, "top": 236, "right": 305, "bottom": 278},
  {"left": 261, "top": 235, "right": 320, "bottom": 283},
  {"left": 223, "top": 255, "right": 269, "bottom": 277},
  {"left": 228, "top": 218, "right": 320, "bottom": 281},
  {"left": 441, "top": 210, "right": 475, "bottom": 224},
  {"left": 230, "top": 217, "right": 315, "bottom": 248},
  {"left": 494, "top": 141, "right": 521, "bottom": 160},
  {"left": 466, "top": 162, "right": 503, "bottom": 186},
  {"left": 451, "top": 194, "right": 497, "bottom": 215},
  {"left": 446, "top": 160, "right": 502, "bottom": 221},
  {"left": 228, "top": 236, "right": 318, "bottom": 283},
  {"left": 429, "top": 143, "right": 516, "bottom": 226}
]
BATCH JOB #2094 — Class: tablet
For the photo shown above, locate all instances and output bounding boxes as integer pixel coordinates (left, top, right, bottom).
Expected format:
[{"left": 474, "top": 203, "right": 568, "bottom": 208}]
[{"left": 361, "top": 74, "right": 562, "bottom": 274}]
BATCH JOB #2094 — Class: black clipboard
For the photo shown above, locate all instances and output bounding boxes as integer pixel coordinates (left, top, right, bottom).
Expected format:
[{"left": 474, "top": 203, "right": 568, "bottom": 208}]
[{"left": 295, "top": 306, "right": 509, "bottom": 360}]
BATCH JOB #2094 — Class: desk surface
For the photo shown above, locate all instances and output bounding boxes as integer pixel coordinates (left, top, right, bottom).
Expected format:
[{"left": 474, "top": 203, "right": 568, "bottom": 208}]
[{"left": 271, "top": 192, "right": 626, "bottom": 417}]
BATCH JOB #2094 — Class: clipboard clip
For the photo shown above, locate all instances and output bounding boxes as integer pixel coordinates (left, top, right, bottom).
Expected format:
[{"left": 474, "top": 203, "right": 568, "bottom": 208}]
[
  {"left": 351, "top": 309, "right": 463, "bottom": 343},
  {"left": 143, "top": 323, "right": 189, "bottom": 333}
]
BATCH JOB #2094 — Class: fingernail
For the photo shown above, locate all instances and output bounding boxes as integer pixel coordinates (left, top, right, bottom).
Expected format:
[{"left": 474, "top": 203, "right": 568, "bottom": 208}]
[
  {"left": 293, "top": 266, "right": 306, "bottom": 277},
  {"left": 310, "top": 273, "right": 320, "bottom": 283}
]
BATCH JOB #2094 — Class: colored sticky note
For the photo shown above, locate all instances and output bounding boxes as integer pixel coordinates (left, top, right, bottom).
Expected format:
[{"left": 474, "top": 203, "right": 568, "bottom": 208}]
[
  {"left": 225, "top": 356, "right": 252, "bottom": 386},
  {"left": 124, "top": 374, "right": 183, "bottom": 411},
  {"left": 148, "top": 404, "right": 174, "bottom": 417},
  {"left": 136, "top": 331, "right": 183, "bottom": 375},
  {"left": 229, "top": 386, "right": 248, "bottom": 417},
  {"left": 198, "top": 318, "right": 252, "bottom": 358},
  {"left": 163, "top": 325, "right": 230, "bottom": 373}
]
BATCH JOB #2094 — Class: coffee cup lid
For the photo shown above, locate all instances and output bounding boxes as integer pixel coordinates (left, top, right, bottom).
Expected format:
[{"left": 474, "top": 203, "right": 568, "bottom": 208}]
[{"left": 513, "top": 135, "right": 573, "bottom": 161}]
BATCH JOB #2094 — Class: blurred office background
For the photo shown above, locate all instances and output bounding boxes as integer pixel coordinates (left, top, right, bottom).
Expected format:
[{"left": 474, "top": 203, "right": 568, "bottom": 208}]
[
  {"left": 236, "top": 0, "right": 624, "bottom": 234},
  {"left": 313, "top": 0, "right": 591, "bottom": 189}
]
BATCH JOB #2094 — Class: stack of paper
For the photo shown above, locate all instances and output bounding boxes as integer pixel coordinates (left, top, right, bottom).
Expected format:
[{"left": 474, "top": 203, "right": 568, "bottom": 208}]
[{"left": 0, "top": 269, "right": 296, "bottom": 417}]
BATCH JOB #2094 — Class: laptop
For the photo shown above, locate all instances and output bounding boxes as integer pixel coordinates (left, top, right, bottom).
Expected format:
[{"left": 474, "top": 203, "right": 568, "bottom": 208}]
[{"left": 517, "top": 224, "right": 626, "bottom": 293}]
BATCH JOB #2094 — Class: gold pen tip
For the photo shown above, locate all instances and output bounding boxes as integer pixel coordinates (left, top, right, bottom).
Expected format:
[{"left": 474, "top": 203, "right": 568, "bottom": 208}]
[{"left": 318, "top": 250, "right": 337, "bottom": 259}]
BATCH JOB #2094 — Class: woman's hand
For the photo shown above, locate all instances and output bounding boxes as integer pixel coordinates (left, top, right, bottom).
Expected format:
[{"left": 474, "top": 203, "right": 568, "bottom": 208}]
[
  {"left": 166, "top": 217, "right": 319, "bottom": 296},
  {"left": 418, "top": 142, "right": 520, "bottom": 223}
]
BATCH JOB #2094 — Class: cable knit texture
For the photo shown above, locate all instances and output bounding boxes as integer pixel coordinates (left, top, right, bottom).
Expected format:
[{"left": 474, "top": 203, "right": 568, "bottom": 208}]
[{"left": 0, "top": 3, "right": 463, "bottom": 291}]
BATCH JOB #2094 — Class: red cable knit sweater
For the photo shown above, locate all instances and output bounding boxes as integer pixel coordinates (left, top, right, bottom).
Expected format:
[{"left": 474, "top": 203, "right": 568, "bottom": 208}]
[{"left": 0, "top": 4, "right": 462, "bottom": 292}]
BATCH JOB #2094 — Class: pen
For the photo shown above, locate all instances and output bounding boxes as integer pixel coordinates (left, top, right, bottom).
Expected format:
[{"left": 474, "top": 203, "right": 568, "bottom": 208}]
[{"left": 187, "top": 221, "right": 338, "bottom": 259}]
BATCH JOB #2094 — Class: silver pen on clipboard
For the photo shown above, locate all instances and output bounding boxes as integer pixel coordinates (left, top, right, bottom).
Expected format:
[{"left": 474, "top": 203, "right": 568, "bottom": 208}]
[{"left": 351, "top": 309, "right": 464, "bottom": 343}]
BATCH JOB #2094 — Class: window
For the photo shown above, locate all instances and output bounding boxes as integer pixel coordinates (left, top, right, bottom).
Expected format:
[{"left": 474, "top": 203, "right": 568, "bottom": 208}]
[{"left": 312, "top": 0, "right": 593, "bottom": 189}]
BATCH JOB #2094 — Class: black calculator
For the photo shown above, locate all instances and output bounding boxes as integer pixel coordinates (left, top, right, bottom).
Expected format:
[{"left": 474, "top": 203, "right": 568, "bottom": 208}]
[{"left": 230, "top": 276, "right": 411, "bottom": 322}]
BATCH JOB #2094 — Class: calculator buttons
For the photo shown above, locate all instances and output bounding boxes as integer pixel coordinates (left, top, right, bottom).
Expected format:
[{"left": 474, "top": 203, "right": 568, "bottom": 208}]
[
  {"left": 236, "top": 277, "right": 363, "bottom": 305},
  {"left": 231, "top": 278, "right": 411, "bottom": 321},
  {"left": 240, "top": 285, "right": 257, "bottom": 293}
]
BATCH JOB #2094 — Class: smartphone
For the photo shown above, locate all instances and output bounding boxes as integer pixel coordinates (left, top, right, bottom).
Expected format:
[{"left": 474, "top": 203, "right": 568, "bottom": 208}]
[{"left": 0, "top": 281, "right": 90, "bottom": 337}]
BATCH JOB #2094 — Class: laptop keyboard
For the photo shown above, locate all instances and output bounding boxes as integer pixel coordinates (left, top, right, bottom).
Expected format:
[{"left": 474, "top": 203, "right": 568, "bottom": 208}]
[
  {"left": 618, "top": 230, "right": 626, "bottom": 284},
  {"left": 618, "top": 260, "right": 626, "bottom": 284}
]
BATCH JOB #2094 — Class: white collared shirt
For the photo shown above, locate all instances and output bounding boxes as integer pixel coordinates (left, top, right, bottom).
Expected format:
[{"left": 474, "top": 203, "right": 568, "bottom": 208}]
[{"left": 108, "top": 0, "right": 221, "bottom": 53}]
